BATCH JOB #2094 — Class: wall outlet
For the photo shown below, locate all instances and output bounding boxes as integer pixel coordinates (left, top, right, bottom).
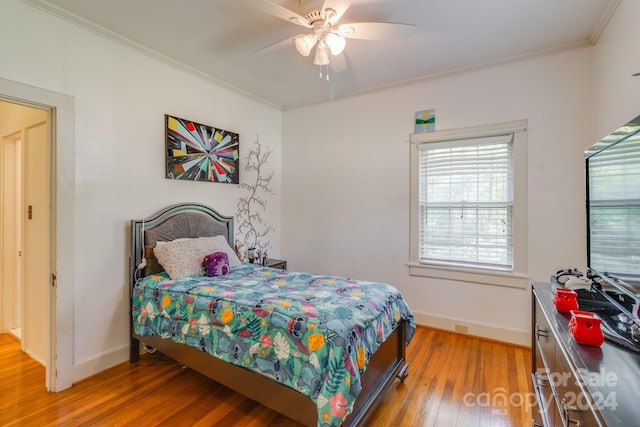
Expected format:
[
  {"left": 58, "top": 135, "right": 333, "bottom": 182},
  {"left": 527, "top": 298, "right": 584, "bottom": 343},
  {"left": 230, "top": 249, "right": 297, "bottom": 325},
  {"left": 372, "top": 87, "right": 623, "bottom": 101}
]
[{"left": 454, "top": 323, "right": 469, "bottom": 334}]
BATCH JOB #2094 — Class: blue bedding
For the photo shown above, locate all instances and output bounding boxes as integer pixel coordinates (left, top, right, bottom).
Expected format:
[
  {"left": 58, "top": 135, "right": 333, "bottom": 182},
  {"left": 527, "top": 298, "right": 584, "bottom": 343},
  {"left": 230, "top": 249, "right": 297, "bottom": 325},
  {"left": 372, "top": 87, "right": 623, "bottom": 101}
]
[{"left": 132, "top": 264, "right": 415, "bottom": 426}]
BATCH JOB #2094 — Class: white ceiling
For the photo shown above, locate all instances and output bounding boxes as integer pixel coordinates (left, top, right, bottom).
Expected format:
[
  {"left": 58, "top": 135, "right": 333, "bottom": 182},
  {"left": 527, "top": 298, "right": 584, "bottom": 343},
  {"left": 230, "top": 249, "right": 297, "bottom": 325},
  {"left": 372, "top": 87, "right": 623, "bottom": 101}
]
[{"left": 25, "top": 0, "right": 618, "bottom": 110}]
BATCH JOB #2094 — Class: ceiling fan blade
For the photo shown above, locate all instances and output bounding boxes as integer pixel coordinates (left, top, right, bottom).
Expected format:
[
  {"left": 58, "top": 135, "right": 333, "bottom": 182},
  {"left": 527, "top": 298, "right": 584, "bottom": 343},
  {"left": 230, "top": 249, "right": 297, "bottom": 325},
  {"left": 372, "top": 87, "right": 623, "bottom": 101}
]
[
  {"left": 329, "top": 52, "right": 348, "bottom": 73},
  {"left": 251, "top": 35, "right": 301, "bottom": 56},
  {"left": 337, "top": 22, "right": 415, "bottom": 40},
  {"left": 252, "top": 0, "right": 311, "bottom": 28},
  {"left": 321, "top": 0, "right": 351, "bottom": 24}
]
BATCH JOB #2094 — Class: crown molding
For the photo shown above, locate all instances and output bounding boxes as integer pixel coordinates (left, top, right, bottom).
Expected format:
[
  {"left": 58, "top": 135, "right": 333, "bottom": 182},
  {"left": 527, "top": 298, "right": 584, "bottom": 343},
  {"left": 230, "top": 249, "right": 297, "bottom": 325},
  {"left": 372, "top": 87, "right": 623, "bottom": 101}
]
[
  {"left": 285, "top": 39, "right": 593, "bottom": 111},
  {"left": 19, "top": 0, "right": 281, "bottom": 111},
  {"left": 590, "top": 0, "right": 621, "bottom": 44}
]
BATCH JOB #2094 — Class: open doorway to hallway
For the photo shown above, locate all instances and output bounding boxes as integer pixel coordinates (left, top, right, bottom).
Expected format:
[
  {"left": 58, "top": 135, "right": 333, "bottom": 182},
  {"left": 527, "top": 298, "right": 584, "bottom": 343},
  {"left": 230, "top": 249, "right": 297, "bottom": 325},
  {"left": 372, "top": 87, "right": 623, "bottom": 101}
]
[
  {"left": 0, "top": 100, "right": 51, "bottom": 376},
  {"left": 1, "top": 76, "right": 75, "bottom": 392}
]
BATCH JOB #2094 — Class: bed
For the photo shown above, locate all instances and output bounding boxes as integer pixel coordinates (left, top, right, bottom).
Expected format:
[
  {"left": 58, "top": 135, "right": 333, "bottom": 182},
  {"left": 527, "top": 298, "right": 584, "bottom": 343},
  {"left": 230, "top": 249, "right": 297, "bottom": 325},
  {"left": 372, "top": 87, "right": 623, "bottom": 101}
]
[{"left": 129, "top": 203, "right": 415, "bottom": 426}]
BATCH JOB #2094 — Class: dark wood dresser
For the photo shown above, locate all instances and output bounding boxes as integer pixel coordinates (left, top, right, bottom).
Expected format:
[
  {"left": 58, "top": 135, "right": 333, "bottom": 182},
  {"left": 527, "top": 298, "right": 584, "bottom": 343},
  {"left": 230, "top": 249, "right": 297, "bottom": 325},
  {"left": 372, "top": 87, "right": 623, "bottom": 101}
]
[{"left": 532, "top": 281, "right": 640, "bottom": 426}]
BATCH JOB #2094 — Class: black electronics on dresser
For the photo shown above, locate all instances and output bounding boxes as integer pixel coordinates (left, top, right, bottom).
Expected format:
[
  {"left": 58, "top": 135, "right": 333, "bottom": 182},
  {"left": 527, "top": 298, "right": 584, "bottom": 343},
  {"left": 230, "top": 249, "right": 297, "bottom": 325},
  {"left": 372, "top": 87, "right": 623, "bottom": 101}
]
[{"left": 551, "top": 268, "right": 640, "bottom": 353}]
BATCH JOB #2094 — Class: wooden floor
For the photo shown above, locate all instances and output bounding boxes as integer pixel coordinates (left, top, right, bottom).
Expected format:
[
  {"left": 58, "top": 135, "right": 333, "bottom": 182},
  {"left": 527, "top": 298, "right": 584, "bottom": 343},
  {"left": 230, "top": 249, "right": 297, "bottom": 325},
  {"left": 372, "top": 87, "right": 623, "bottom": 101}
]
[{"left": 0, "top": 326, "right": 533, "bottom": 426}]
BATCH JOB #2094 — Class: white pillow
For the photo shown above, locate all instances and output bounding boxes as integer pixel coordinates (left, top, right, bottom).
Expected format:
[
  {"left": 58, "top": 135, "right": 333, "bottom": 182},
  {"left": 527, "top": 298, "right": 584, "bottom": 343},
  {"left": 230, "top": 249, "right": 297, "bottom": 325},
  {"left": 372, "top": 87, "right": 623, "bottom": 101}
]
[{"left": 153, "top": 235, "right": 241, "bottom": 280}]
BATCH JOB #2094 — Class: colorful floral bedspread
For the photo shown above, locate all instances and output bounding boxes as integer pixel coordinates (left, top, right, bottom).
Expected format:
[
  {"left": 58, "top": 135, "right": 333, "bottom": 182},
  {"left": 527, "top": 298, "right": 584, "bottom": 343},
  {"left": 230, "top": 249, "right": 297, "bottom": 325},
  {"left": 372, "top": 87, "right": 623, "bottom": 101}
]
[{"left": 132, "top": 264, "right": 415, "bottom": 426}]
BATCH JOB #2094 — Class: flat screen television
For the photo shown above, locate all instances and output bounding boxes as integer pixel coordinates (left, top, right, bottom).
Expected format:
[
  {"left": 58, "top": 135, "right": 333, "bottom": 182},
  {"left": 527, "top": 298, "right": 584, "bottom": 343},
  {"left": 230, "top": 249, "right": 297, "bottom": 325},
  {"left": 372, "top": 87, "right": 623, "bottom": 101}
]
[
  {"left": 586, "top": 114, "right": 640, "bottom": 292},
  {"left": 582, "top": 115, "right": 640, "bottom": 351}
]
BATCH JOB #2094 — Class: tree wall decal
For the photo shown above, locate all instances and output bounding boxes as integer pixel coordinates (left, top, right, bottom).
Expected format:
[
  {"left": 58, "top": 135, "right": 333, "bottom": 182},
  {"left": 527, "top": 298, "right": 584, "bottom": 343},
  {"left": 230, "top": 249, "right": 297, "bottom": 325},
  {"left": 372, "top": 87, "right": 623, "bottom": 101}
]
[{"left": 236, "top": 136, "right": 275, "bottom": 258}]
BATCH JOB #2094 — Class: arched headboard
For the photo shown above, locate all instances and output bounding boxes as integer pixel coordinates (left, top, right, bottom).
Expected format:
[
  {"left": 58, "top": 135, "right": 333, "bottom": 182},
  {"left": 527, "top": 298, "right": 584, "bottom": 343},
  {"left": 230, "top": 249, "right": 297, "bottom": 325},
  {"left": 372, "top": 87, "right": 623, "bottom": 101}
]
[{"left": 129, "top": 203, "right": 234, "bottom": 286}]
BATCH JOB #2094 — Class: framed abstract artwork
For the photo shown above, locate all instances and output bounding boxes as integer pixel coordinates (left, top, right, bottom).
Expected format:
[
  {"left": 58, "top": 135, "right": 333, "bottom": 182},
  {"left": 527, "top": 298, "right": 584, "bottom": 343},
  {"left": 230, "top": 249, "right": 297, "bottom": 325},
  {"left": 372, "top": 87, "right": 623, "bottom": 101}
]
[{"left": 165, "top": 114, "right": 239, "bottom": 184}]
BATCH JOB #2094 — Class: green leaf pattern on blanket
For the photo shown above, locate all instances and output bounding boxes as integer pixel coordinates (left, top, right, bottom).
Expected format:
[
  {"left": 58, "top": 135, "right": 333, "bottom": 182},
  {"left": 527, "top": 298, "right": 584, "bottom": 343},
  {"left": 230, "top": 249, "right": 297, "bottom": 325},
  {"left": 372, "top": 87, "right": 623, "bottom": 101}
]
[
  {"left": 326, "top": 357, "right": 346, "bottom": 395},
  {"left": 132, "top": 265, "right": 415, "bottom": 427}
]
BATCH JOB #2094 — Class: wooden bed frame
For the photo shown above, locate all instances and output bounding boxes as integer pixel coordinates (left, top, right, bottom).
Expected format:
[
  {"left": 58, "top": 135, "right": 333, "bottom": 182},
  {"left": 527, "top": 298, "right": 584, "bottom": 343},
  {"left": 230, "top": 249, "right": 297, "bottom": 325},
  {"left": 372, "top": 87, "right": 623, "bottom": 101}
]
[{"left": 129, "top": 203, "right": 409, "bottom": 426}]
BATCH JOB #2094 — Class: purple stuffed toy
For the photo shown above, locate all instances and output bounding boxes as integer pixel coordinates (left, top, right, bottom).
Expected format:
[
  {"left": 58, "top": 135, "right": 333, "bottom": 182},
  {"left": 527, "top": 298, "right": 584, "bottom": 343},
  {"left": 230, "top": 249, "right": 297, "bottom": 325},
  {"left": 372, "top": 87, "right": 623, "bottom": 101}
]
[{"left": 202, "top": 252, "right": 230, "bottom": 277}]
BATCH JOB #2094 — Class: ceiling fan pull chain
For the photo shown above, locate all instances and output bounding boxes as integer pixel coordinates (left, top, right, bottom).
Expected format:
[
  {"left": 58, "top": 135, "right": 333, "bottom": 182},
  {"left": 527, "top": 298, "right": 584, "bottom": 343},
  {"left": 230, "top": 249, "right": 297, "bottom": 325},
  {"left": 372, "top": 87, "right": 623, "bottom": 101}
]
[{"left": 318, "top": 64, "right": 330, "bottom": 81}]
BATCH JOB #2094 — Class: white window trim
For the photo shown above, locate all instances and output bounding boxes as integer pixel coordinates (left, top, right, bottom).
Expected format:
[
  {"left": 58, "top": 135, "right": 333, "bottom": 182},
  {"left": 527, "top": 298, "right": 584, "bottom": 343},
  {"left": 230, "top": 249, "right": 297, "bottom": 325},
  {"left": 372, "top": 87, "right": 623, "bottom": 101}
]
[{"left": 409, "top": 120, "right": 529, "bottom": 289}]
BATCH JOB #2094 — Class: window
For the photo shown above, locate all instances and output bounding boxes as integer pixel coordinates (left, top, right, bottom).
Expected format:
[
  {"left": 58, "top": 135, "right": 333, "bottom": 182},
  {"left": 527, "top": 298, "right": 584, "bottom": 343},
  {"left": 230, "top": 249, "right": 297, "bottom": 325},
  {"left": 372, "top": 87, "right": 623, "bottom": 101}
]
[
  {"left": 419, "top": 135, "right": 513, "bottom": 269},
  {"left": 409, "top": 120, "right": 528, "bottom": 288}
]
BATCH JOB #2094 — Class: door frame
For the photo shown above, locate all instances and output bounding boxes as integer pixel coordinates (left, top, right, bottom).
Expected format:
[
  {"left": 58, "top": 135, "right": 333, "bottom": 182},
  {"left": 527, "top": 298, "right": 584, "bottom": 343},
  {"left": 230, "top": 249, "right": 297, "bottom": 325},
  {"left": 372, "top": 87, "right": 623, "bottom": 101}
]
[{"left": 0, "top": 77, "right": 75, "bottom": 392}]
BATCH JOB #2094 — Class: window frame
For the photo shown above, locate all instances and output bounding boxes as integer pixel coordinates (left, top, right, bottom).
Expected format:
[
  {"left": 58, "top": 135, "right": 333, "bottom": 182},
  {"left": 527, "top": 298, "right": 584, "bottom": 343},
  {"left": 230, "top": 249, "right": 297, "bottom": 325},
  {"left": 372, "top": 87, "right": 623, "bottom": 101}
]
[{"left": 409, "top": 120, "right": 529, "bottom": 288}]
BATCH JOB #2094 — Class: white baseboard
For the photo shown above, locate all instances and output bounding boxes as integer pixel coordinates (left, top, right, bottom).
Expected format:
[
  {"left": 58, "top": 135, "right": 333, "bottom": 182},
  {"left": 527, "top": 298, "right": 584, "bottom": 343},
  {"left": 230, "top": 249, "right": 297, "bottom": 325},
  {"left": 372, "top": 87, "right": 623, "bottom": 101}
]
[
  {"left": 413, "top": 310, "right": 531, "bottom": 347},
  {"left": 72, "top": 345, "right": 129, "bottom": 383},
  {"left": 24, "top": 349, "right": 47, "bottom": 367}
]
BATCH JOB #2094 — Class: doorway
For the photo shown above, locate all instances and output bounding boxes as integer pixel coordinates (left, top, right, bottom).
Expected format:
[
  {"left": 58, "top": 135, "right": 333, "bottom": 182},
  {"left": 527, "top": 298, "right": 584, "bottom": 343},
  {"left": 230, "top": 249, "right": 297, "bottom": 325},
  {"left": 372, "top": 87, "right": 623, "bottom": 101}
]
[
  {"left": 0, "top": 76, "right": 75, "bottom": 392},
  {"left": 0, "top": 100, "right": 50, "bottom": 368}
]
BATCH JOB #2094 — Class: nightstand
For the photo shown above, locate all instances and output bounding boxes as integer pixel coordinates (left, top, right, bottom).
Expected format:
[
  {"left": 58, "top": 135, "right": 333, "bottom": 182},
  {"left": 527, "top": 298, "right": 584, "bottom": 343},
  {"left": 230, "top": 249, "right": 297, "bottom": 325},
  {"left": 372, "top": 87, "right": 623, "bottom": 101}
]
[{"left": 265, "top": 258, "right": 287, "bottom": 270}]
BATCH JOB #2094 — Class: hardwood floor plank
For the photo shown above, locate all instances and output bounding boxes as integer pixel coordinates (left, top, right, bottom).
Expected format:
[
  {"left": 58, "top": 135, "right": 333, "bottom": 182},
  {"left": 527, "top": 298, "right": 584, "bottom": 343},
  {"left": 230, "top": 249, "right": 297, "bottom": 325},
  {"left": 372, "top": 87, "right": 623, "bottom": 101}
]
[{"left": 1, "top": 327, "right": 532, "bottom": 426}]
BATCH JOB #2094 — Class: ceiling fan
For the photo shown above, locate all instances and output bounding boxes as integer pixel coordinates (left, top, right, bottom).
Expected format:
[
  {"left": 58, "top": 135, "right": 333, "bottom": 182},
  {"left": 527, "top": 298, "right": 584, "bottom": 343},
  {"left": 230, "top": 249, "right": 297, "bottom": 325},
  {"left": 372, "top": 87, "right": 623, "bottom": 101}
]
[{"left": 252, "top": 0, "right": 415, "bottom": 71}]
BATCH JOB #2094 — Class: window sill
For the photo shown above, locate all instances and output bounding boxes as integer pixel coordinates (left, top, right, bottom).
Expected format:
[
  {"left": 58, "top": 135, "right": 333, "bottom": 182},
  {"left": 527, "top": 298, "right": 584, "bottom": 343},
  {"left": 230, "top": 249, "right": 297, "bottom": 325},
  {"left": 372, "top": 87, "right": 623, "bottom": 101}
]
[{"left": 408, "top": 262, "right": 530, "bottom": 289}]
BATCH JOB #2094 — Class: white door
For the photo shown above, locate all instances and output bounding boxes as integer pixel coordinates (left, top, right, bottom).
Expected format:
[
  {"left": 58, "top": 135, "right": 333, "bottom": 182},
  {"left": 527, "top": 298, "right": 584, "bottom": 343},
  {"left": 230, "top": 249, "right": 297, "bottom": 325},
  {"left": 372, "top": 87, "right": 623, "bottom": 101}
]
[
  {"left": 21, "top": 120, "right": 50, "bottom": 366},
  {"left": 1, "top": 134, "right": 22, "bottom": 334}
]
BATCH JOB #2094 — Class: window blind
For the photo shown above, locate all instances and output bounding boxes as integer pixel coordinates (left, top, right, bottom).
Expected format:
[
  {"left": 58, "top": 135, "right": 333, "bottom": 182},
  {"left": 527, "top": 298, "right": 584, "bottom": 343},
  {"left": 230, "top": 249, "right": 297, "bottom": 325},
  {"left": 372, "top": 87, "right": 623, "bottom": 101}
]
[
  {"left": 589, "top": 133, "right": 640, "bottom": 279},
  {"left": 418, "top": 134, "right": 514, "bottom": 269}
]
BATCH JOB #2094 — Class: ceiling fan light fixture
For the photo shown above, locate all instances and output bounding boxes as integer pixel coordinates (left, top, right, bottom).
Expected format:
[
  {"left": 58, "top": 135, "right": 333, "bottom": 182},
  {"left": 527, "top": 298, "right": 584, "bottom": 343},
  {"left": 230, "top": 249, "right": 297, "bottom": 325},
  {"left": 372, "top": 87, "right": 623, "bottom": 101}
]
[
  {"left": 294, "top": 33, "right": 317, "bottom": 56},
  {"left": 313, "top": 41, "right": 330, "bottom": 65},
  {"left": 325, "top": 33, "right": 346, "bottom": 55}
]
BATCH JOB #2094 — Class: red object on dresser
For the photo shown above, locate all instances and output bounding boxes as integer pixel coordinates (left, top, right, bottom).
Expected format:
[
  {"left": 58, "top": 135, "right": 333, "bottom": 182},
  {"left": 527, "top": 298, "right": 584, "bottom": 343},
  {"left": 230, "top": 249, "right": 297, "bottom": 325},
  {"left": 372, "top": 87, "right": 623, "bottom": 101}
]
[
  {"left": 569, "top": 310, "right": 604, "bottom": 346},
  {"left": 553, "top": 288, "right": 579, "bottom": 313}
]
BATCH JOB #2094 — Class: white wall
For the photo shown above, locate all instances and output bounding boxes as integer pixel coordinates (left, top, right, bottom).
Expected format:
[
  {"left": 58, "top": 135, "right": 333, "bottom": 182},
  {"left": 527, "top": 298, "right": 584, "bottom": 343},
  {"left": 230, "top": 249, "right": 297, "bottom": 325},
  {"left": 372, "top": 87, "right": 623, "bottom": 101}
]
[
  {"left": 0, "top": 0, "right": 282, "bottom": 382},
  {"left": 593, "top": 0, "right": 640, "bottom": 137},
  {"left": 282, "top": 48, "right": 595, "bottom": 345}
]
